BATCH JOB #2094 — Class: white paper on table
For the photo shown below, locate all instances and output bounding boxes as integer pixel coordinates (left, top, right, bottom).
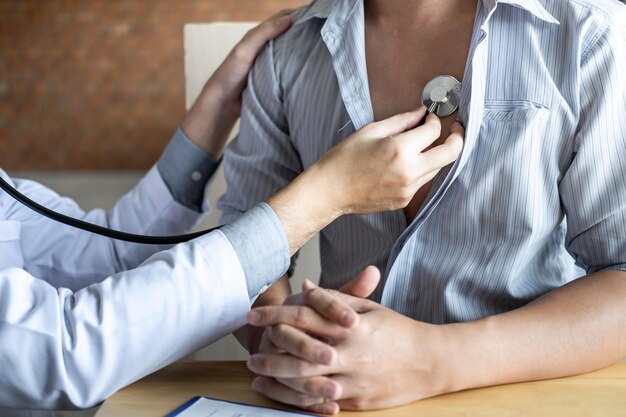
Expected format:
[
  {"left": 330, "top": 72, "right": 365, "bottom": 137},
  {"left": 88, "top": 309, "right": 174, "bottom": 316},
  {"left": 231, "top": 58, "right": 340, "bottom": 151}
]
[{"left": 166, "top": 396, "right": 320, "bottom": 417}]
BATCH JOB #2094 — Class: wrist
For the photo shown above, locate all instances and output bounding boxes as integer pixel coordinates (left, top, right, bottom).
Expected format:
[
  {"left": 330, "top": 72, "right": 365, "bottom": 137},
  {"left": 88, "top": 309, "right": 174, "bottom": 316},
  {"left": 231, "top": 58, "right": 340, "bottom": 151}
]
[
  {"left": 407, "top": 322, "right": 458, "bottom": 398},
  {"left": 438, "top": 318, "right": 496, "bottom": 394},
  {"left": 268, "top": 166, "right": 343, "bottom": 255}
]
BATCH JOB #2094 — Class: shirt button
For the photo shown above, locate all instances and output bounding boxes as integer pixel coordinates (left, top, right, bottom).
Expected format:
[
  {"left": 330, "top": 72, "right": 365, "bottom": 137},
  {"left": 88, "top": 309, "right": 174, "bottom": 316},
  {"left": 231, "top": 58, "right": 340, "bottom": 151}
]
[{"left": 191, "top": 171, "right": 202, "bottom": 182}]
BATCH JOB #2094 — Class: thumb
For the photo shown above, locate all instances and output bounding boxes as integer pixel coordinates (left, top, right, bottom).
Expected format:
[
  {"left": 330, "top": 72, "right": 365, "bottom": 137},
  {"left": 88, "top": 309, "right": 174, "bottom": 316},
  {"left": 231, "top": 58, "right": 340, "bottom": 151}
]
[
  {"left": 367, "top": 107, "right": 426, "bottom": 139},
  {"left": 338, "top": 266, "right": 381, "bottom": 298},
  {"left": 302, "top": 279, "right": 317, "bottom": 291}
]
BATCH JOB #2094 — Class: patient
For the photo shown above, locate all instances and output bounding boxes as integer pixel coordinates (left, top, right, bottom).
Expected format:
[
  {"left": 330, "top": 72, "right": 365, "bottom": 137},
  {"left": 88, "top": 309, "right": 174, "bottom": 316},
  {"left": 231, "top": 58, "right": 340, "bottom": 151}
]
[{"left": 219, "top": 0, "right": 626, "bottom": 414}]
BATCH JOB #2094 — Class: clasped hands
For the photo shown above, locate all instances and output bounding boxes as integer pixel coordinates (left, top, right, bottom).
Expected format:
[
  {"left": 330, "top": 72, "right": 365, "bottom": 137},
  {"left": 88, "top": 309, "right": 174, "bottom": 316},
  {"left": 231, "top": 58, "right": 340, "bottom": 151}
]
[{"left": 245, "top": 267, "right": 452, "bottom": 415}]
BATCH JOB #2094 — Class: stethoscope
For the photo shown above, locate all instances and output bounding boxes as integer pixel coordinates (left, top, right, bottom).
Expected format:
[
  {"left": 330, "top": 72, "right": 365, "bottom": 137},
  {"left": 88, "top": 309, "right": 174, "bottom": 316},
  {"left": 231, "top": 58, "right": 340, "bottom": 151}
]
[
  {"left": 0, "top": 75, "right": 461, "bottom": 245},
  {"left": 418, "top": 75, "right": 461, "bottom": 124},
  {"left": 0, "top": 174, "right": 219, "bottom": 244}
]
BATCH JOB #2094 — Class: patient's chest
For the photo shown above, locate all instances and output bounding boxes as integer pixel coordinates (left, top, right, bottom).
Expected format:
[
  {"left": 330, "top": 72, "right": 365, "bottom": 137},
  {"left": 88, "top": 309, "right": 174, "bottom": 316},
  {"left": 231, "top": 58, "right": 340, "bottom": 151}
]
[{"left": 365, "top": 16, "right": 474, "bottom": 222}]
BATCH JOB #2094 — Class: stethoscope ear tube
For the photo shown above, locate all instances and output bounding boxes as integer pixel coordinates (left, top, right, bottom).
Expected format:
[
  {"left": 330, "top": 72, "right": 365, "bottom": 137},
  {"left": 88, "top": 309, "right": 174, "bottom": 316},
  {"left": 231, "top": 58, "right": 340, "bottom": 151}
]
[{"left": 0, "top": 176, "right": 219, "bottom": 244}]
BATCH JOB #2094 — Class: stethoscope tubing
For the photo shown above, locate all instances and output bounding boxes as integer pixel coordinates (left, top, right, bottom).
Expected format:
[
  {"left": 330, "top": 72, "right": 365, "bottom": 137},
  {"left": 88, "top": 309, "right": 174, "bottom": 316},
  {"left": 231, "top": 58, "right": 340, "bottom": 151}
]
[{"left": 0, "top": 175, "right": 218, "bottom": 244}]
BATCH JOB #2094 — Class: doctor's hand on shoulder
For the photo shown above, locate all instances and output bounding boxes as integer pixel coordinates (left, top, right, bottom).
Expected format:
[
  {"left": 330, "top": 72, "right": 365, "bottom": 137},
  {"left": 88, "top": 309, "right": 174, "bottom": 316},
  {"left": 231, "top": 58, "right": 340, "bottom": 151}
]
[{"left": 181, "top": 9, "right": 293, "bottom": 158}]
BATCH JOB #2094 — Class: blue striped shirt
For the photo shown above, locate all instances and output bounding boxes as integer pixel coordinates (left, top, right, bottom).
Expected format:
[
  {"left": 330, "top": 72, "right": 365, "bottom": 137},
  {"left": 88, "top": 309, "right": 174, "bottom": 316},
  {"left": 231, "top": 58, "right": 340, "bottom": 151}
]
[{"left": 219, "top": 0, "right": 626, "bottom": 324}]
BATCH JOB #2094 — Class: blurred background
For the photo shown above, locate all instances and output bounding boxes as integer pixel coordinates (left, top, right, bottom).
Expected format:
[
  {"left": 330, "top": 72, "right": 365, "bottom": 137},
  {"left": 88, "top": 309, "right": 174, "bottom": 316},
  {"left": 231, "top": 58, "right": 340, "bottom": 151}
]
[
  {"left": 0, "top": 0, "right": 304, "bottom": 171},
  {"left": 3, "top": 0, "right": 624, "bottom": 171}
]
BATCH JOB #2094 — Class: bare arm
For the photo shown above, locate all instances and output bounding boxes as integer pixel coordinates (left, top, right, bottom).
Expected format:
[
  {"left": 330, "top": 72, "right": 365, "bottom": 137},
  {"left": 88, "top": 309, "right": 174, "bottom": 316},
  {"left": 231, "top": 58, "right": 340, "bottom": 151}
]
[{"left": 444, "top": 270, "right": 626, "bottom": 392}]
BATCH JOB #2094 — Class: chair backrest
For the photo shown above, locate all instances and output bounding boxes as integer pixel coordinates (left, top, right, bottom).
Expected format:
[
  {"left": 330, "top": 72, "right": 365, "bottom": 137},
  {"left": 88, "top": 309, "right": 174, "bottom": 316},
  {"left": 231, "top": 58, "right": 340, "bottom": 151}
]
[{"left": 184, "top": 22, "right": 257, "bottom": 111}]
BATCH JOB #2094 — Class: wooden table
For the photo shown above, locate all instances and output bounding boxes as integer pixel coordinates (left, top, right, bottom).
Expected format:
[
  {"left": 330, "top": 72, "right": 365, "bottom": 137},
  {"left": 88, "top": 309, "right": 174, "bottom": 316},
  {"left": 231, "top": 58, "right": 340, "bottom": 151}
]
[{"left": 96, "top": 361, "right": 626, "bottom": 417}]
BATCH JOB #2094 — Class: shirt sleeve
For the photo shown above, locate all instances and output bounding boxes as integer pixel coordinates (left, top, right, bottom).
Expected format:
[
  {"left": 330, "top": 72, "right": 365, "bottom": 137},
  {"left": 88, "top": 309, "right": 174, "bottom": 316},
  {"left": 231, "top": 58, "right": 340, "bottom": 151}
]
[
  {"left": 220, "top": 203, "right": 290, "bottom": 299},
  {"left": 559, "top": 10, "right": 626, "bottom": 274},
  {"left": 157, "top": 128, "right": 221, "bottom": 213},
  {"left": 0, "top": 205, "right": 289, "bottom": 409},
  {"left": 217, "top": 42, "right": 303, "bottom": 225},
  {"left": 11, "top": 166, "right": 204, "bottom": 290}
]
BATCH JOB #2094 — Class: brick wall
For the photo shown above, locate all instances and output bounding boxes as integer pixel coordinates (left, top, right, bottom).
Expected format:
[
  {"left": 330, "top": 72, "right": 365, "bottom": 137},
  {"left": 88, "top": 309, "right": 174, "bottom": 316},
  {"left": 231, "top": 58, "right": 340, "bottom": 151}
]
[{"left": 0, "top": 0, "right": 305, "bottom": 170}]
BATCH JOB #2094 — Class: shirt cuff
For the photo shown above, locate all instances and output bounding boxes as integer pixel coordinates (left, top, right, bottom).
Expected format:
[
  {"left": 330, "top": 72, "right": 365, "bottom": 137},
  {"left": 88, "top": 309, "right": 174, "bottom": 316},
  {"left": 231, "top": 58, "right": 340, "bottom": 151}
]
[
  {"left": 156, "top": 128, "right": 221, "bottom": 212},
  {"left": 220, "top": 203, "right": 290, "bottom": 300}
]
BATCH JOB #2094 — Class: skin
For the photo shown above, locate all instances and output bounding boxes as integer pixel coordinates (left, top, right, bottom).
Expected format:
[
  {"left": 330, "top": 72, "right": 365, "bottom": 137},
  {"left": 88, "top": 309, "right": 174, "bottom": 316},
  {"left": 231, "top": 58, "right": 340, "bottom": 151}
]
[
  {"left": 365, "top": 0, "right": 476, "bottom": 222},
  {"left": 241, "top": 3, "right": 626, "bottom": 415},
  {"left": 248, "top": 269, "right": 626, "bottom": 413}
]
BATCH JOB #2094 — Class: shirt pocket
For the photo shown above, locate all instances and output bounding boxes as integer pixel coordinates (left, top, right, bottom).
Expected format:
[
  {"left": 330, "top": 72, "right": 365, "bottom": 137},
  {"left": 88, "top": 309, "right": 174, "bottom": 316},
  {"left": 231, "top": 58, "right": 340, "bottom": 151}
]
[
  {"left": 482, "top": 100, "right": 550, "bottom": 121},
  {"left": 479, "top": 100, "right": 551, "bottom": 149},
  {"left": 472, "top": 100, "right": 557, "bottom": 241},
  {"left": 0, "top": 220, "right": 24, "bottom": 269}
]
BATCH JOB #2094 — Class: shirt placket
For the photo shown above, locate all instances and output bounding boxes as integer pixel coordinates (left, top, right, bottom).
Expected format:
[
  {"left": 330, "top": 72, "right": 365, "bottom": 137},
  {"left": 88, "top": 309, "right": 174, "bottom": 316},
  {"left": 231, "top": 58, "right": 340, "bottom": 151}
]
[
  {"left": 320, "top": 0, "right": 373, "bottom": 131},
  {"left": 381, "top": 2, "right": 498, "bottom": 307},
  {"left": 320, "top": 0, "right": 408, "bottom": 250}
]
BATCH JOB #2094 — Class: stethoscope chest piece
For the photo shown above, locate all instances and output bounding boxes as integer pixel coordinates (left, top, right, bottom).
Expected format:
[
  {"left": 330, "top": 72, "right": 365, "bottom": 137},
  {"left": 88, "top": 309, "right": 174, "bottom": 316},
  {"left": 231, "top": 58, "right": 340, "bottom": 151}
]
[{"left": 421, "top": 75, "right": 461, "bottom": 117}]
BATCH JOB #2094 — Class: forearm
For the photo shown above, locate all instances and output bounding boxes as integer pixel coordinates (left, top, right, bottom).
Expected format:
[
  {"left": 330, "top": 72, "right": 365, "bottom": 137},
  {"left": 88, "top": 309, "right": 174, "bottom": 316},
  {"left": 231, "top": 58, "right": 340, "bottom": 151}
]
[
  {"left": 0, "top": 231, "right": 250, "bottom": 409},
  {"left": 443, "top": 270, "right": 626, "bottom": 393},
  {"left": 180, "top": 80, "right": 237, "bottom": 159},
  {"left": 267, "top": 164, "right": 341, "bottom": 255}
]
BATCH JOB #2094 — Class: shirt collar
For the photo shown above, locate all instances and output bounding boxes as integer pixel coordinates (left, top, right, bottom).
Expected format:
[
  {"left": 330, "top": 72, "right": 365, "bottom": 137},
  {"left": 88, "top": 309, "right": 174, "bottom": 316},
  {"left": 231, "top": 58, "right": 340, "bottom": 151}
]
[
  {"left": 482, "top": 0, "right": 559, "bottom": 24},
  {"left": 294, "top": 0, "right": 559, "bottom": 25},
  {"left": 291, "top": 0, "right": 336, "bottom": 24}
]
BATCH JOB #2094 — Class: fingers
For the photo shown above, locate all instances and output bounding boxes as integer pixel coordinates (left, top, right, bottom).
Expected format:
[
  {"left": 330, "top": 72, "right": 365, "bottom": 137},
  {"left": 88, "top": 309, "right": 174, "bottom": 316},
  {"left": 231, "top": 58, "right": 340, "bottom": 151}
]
[
  {"left": 248, "top": 305, "right": 349, "bottom": 340},
  {"left": 338, "top": 266, "right": 381, "bottom": 298},
  {"left": 237, "top": 10, "right": 293, "bottom": 63},
  {"left": 251, "top": 377, "right": 340, "bottom": 415},
  {"left": 247, "top": 353, "right": 330, "bottom": 379},
  {"left": 267, "top": 324, "right": 337, "bottom": 365},
  {"left": 396, "top": 112, "right": 443, "bottom": 152},
  {"left": 276, "top": 376, "right": 342, "bottom": 401},
  {"left": 250, "top": 287, "right": 358, "bottom": 329},
  {"left": 367, "top": 107, "right": 427, "bottom": 139},
  {"left": 302, "top": 278, "right": 317, "bottom": 291},
  {"left": 419, "top": 121, "right": 464, "bottom": 173},
  {"left": 295, "top": 287, "right": 359, "bottom": 327},
  {"left": 411, "top": 168, "right": 439, "bottom": 191},
  {"left": 257, "top": 327, "right": 283, "bottom": 355}
]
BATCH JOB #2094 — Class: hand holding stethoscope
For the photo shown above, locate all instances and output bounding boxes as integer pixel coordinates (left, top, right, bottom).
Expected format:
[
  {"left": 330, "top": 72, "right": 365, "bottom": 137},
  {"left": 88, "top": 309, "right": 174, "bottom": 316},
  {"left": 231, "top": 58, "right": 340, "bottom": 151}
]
[{"left": 417, "top": 75, "right": 462, "bottom": 126}]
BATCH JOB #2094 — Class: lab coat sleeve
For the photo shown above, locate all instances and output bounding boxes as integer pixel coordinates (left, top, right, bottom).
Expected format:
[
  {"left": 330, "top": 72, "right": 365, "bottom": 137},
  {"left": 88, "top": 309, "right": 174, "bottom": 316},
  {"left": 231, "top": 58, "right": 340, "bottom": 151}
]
[
  {"left": 0, "top": 205, "right": 289, "bottom": 409},
  {"left": 8, "top": 166, "right": 204, "bottom": 291}
]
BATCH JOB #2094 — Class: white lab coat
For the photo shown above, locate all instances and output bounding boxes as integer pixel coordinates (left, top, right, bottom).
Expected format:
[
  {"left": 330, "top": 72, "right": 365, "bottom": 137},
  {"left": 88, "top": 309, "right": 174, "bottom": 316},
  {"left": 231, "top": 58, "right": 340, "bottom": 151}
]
[{"left": 0, "top": 167, "right": 250, "bottom": 415}]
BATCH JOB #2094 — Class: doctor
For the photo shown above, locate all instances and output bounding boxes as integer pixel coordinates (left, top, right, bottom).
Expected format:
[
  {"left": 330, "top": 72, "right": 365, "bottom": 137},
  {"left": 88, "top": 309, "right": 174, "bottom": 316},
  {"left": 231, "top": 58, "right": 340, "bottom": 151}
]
[{"left": 0, "top": 9, "right": 463, "bottom": 415}]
